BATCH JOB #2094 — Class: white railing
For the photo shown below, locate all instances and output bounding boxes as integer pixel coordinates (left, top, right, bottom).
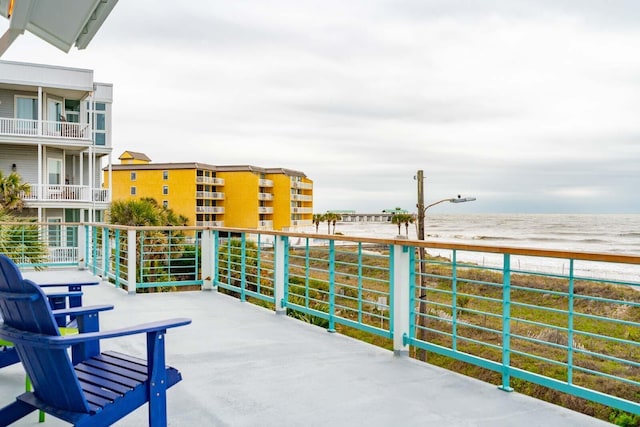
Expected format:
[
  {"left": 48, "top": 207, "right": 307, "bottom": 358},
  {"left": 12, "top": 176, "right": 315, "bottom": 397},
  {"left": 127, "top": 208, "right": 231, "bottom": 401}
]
[
  {"left": 21, "top": 185, "right": 108, "bottom": 202},
  {"left": 292, "top": 194, "right": 313, "bottom": 202},
  {"left": 92, "top": 188, "right": 110, "bottom": 203},
  {"left": 258, "top": 220, "right": 273, "bottom": 228},
  {"left": 196, "top": 220, "right": 224, "bottom": 227},
  {"left": 196, "top": 176, "right": 225, "bottom": 185},
  {"left": 258, "top": 193, "right": 274, "bottom": 201},
  {"left": 195, "top": 191, "right": 225, "bottom": 199},
  {"left": 292, "top": 207, "right": 313, "bottom": 214},
  {"left": 291, "top": 219, "right": 313, "bottom": 226},
  {"left": 196, "top": 206, "right": 224, "bottom": 214},
  {"left": 48, "top": 246, "right": 78, "bottom": 263},
  {"left": 258, "top": 207, "right": 274, "bottom": 214},
  {"left": 0, "top": 117, "right": 90, "bottom": 141},
  {"left": 258, "top": 179, "right": 274, "bottom": 187},
  {"left": 292, "top": 181, "right": 313, "bottom": 190}
]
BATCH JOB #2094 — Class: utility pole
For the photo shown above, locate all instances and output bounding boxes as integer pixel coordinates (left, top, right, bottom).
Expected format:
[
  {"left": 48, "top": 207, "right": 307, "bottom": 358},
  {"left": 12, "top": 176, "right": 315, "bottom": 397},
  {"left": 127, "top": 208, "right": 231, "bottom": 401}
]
[
  {"left": 416, "top": 170, "right": 425, "bottom": 241},
  {"left": 415, "top": 170, "right": 427, "bottom": 361}
]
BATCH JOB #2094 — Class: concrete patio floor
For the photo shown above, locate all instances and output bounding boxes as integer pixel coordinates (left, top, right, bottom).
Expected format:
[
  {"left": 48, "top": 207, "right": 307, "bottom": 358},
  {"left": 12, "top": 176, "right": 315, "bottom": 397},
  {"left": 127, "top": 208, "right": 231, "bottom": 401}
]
[{"left": 0, "top": 280, "right": 611, "bottom": 426}]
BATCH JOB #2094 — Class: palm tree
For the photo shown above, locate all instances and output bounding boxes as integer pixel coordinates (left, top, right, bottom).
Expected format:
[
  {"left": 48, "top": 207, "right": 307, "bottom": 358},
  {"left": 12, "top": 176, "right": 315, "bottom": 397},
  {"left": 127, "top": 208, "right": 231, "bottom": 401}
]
[
  {"left": 0, "top": 171, "right": 30, "bottom": 211},
  {"left": 0, "top": 208, "right": 47, "bottom": 265},
  {"left": 324, "top": 212, "right": 341, "bottom": 234},
  {"left": 391, "top": 213, "right": 415, "bottom": 237},
  {"left": 312, "top": 213, "right": 325, "bottom": 233}
]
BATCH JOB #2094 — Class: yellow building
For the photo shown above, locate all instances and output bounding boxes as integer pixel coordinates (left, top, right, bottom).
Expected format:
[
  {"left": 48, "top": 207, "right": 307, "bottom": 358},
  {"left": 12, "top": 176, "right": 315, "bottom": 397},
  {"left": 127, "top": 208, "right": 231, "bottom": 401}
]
[{"left": 105, "top": 152, "right": 313, "bottom": 230}]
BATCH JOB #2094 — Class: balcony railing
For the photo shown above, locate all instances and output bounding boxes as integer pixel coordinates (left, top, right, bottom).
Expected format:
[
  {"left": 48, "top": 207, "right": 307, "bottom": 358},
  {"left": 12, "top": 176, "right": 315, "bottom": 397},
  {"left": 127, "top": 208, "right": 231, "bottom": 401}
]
[
  {"left": 196, "top": 176, "right": 225, "bottom": 185},
  {"left": 0, "top": 117, "right": 90, "bottom": 141},
  {"left": 258, "top": 193, "right": 274, "bottom": 201},
  {"left": 258, "top": 207, "right": 274, "bottom": 214},
  {"left": 292, "top": 181, "right": 313, "bottom": 190},
  {"left": 195, "top": 220, "right": 224, "bottom": 227},
  {"left": 291, "top": 194, "right": 313, "bottom": 202},
  {"left": 291, "top": 207, "right": 313, "bottom": 214},
  {"left": 21, "top": 184, "right": 110, "bottom": 203},
  {"left": 196, "top": 206, "right": 225, "bottom": 214},
  {"left": 195, "top": 191, "right": 224, "bottom": 200},
  {"left": 259, "top": 179, "right": 274, "bottom": 187},
  {"left": 3, "top": 221, "right": 640, "bottom": 419}
]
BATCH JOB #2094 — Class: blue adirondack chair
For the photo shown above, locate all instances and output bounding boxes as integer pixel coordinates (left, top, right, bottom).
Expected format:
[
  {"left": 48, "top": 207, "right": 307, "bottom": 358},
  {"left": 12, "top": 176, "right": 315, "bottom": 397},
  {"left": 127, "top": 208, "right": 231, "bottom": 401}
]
[{"left": 0, "top": 255, "right": 191, "bottom": 426}]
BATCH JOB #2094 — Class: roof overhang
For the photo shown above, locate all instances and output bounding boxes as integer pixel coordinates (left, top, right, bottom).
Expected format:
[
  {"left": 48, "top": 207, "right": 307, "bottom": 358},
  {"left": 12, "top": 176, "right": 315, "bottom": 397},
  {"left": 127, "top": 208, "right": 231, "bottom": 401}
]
[{"left": 0, "top": 0, "right": 118, "bottom": 57}]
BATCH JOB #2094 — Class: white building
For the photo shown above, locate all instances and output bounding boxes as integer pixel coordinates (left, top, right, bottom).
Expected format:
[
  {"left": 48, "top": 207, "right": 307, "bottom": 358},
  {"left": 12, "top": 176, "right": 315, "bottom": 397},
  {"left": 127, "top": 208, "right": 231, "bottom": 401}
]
[{"left": 0, "top": 59, "right": 113, "bottom": 226}]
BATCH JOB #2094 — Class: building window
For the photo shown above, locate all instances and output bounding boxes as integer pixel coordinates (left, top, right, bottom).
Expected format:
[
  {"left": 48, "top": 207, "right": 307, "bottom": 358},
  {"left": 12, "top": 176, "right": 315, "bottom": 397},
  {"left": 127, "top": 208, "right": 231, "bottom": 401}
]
[
  {"left": 47, "top": 218, "right": 62, "bottom": 247},
  {"left": 87, "top": 101, "right": 107, "bottom": 146},
  {"left": 163, "top": 200, "right": 169, "bottom": 208},
  {"left": 163, "top": 186, "right": 169, "bottom": 195},
  {"left": 163, "top": 170, "right": 169, "bottom": 180},
  {"left": 130, "top": 186, "right": 136, "bottom": 196},
  {"left": 130, "top": 172, "right": 136, "bottom": 181}
]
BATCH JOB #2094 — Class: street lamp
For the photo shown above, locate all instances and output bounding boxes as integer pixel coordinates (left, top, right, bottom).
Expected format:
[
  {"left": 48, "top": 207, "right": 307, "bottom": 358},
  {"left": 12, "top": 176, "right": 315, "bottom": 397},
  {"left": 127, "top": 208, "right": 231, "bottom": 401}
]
[
  {"left": 413, "top": 169, "right": 475, "bottom": 361},
  {"left": 415, "top": 170, "right": 475, "bottom": 241}
]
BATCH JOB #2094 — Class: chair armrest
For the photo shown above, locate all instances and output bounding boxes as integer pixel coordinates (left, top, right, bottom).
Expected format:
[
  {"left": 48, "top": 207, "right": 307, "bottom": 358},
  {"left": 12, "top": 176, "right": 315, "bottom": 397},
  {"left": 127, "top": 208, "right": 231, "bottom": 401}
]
[
  {"left": 46, "top": 291, "right": 83, "bottom": 299},
  {"left": 0, "top": 318, "right": 193, "bottom": 349},
  {"left": 51, "top": 304, "right": 114, "bottom": 317}
]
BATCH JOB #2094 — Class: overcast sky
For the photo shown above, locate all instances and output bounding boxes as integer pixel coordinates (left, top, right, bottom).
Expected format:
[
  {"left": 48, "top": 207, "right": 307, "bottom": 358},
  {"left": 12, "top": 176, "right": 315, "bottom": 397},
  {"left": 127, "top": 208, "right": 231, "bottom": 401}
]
[{"left": 3, "top": 1, "right": 640, "bottom": 214}]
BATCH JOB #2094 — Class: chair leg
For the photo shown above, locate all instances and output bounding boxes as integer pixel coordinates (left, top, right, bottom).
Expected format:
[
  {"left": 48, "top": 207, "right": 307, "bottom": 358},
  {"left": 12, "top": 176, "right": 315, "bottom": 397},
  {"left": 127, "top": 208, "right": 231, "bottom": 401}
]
[{"left": 25, "top": 376, "right": 45, "bottom": 422}]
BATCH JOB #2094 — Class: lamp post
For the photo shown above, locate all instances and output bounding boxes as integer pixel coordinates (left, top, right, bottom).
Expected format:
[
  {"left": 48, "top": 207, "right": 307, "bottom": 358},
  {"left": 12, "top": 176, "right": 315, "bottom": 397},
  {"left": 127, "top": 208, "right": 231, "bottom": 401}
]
[
  {"left": 415, "top": 169, "right": 476, "bottom": 241},
  {"left": 414, "top": 169, "right": 475, "bottom": 361}
]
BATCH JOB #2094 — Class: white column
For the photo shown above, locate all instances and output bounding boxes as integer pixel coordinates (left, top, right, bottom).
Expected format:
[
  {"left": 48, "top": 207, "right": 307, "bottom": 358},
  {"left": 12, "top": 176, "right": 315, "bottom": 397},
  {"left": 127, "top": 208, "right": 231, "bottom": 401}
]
[
  {"left": 127, "top": 228, "right": 136, "bottom": 295},
  {"left": 201, "top": 229, "right": 213, "bottom": 291},
  {"left": 392, "top": 244, "right": 411, "bottom": 356},
  {"left": 77, "top": 223, "right": 86, "bottom": 269},
  {"left": 274, "top": 235, "right": 287, "bottom": 315}
]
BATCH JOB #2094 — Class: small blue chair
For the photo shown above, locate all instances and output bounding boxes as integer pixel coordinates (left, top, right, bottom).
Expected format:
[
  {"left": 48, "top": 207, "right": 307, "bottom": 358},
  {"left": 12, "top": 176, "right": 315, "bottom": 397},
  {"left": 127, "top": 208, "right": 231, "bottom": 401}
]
[{"left": 0, "top": 255, "right": 191, "bottom": 426}]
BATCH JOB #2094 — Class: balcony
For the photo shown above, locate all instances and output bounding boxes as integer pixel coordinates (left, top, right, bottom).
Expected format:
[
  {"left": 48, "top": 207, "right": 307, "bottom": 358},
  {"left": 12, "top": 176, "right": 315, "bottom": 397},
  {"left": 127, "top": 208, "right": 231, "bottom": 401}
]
[
  {"left": 195, "top": 191, "right": 224, "bottom": 200},
  {"left": 258, "top": 220, "right": 273, "bottom": 228},
  {"left": 196, "top": 220, "right": 224, "bottom": 227},
  {"left": 196, "top": 176, "right": 225, "bottom": 185},
  {"left": 291, "top": 219, "right": 313, "bottom": 226},
  {"left": 0, "top": 274, "right": 605, "bottom": 426},
  {"left": 0, "top": 117, "right": 91, "bottom": 142},
  {"left": 291, "top": 194, "right": 313, "bottom": 202},
  {"left": 196, "top": 206, "right": 225, "bottom": 214},
  {"left": 258, "top": 206, "right": 274, "bottom": 214},
  {"left": 258, "top": 193, "right": 273, "bottom": 201},
  {"left": 258, "top": 178, "right": 274, "bottom": 187},
  {"left": 21, "top": 184, "right": 109, "bottom": 203},
  {"left": 1, "top": 221, "right": 632, "bottom": 425},
  {"left": 292, "top": 181, "right": 313, "bottom": 190},
  {"left": 291, "top": 207, "right": 313, "bottom": 214}
]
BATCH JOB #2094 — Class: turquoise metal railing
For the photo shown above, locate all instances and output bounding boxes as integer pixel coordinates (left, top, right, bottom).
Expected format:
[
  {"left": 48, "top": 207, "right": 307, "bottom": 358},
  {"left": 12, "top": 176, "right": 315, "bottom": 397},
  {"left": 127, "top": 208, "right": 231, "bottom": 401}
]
[{"left": 2, "top": 222, "right": 639, "bottom": 417}]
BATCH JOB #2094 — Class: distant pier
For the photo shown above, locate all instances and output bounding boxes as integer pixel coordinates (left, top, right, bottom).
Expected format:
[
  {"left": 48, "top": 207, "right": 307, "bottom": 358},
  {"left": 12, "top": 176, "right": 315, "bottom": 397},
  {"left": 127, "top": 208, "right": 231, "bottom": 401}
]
[{"left": 339, "top": 213, "right": 394, "bottom": 223}]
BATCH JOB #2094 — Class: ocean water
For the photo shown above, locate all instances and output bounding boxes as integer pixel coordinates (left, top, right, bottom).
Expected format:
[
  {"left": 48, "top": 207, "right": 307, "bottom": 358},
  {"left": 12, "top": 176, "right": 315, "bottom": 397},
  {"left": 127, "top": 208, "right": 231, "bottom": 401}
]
[
  {"left": 310, "top": 214, "right": 640, "bottom": 255},
  {"left": 302, "top": 214, "right": 640, "bottom": 282}
]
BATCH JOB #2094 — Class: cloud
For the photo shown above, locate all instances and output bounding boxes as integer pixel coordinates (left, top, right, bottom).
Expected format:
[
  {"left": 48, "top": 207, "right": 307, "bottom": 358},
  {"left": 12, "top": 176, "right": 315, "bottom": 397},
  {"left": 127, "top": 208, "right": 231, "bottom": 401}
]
[{"left": 2, "top": 1, "right": 640, "bottom": 214}]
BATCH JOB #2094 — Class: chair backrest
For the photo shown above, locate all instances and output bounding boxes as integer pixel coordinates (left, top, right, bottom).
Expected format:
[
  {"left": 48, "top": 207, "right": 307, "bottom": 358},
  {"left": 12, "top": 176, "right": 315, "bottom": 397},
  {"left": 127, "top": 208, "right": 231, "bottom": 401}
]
[{"left": 0, "top": 255, "right": 90, "bottom": 414}]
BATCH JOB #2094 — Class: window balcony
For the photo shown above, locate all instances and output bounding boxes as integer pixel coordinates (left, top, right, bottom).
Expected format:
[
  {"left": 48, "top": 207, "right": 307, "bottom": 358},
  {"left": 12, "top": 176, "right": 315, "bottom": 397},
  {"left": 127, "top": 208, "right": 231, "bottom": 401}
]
[
  {"left": 258, "top": 179, "right": 274, "bottom": 187},
  {"left": 258, "top": 193, "right": 273, "bottom": 201},
  {"left": 258, "top": 207, "right": 274, "bottom": 214}
]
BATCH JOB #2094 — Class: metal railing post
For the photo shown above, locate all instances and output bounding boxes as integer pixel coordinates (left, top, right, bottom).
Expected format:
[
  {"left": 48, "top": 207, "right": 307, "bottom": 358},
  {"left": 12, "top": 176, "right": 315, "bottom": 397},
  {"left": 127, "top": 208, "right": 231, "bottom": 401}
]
[
  {"left": 499, "top": 253, "right": 514, "bottom": 392},
  {"left": 392, "top": 244, "right": 411, "bottom": 356}
]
